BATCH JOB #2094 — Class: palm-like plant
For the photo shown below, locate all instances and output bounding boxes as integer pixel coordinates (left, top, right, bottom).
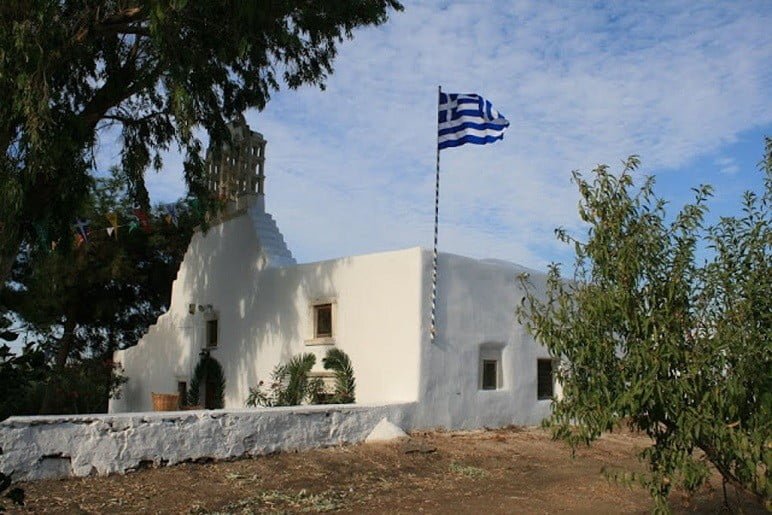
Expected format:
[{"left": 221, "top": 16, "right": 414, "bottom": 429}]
[
  {"left": 322, "top": 348, "right": 356, "bottom": 404},
  {"left": 247, "top": 353, "right": 317, "bottom": 407},
  {"left": 278, "top": 353, "right": 316, "bottom": 406},
  {"left": 246, "top": 349, "right": 356, "bottom": 407}
]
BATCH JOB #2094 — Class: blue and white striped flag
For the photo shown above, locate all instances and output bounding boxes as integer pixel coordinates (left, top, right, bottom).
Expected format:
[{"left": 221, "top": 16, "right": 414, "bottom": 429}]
[{"left": 438, "top": 93, "right": 509, "bottom": 150}]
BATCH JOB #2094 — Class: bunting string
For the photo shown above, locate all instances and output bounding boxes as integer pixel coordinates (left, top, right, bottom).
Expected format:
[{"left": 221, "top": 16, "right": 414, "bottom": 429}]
[{"left": 57, "top": 200, "right": 196, "bottom": 249}]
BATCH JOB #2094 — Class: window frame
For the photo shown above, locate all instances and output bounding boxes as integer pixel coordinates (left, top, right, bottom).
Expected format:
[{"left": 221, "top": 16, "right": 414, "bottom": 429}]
[
  {"left": 314, "top": 303, "right": 333, "bottom": 338},
  {"left": 478, "top": 342, "right": 505, "bottom": 391},
  {"left": 205, "top": 318, "right": 219, "bottom": 348},
  {"left": 306, "top": 298, "right": 337, "bottom": 346}
]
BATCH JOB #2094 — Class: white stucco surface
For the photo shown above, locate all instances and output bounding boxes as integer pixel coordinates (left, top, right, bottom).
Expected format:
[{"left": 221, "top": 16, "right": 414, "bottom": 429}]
[
  {"left": 108, "top": 203, "right": 558, "bottom": 426},
  {"left": 1, "top": 404, "right": 415, "bottom": 482},
  {"left": 414, "top": 251, "right": 560, "bottom": 429}
]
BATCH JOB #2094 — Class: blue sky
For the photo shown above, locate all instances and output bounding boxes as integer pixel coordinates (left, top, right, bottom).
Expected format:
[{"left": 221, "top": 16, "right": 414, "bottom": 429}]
[{"left": 97, "top": 0, "right": 772, "bottom": 271}]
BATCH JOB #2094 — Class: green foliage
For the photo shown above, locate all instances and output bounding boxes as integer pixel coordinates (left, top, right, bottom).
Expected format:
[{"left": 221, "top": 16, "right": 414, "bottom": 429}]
[
  {"left": 518, "top": 142, "right": 771, "bottom": 511},
  {"left": 188, "top": 354, "right": 226, "bottom": 409},
  {"left": 246, "top": 352, "right": 317, "bottom": 407},
  {"left": 0, "top": 343, "right": 48, "bottom": 420},
  {"left": 246, "top": 348, "right": 356, "bottom": 407},
  {"left": 0, "top": 343, "right": 127, "bottom": 419},
  {"left": 0, "top": 0, "right": 403, "bottom": 285},
  {"left": 322, "top": 347, "right": 356, "bottom": 404},
  {"left": 1, "top": 170, "right": 197, "bottom": 414}
]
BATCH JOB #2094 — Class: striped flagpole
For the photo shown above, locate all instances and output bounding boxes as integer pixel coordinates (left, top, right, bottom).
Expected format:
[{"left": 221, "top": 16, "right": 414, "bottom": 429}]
[{"left": 430, "top": 85, "right": 441, "bottom": 344}]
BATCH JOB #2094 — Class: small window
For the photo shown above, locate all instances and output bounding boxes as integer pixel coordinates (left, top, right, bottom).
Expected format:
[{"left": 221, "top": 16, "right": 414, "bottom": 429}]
[
  {"left": 537, "top": 359, "right": 554, "bottom": 400},
  {"left": 479, "top": 343, "right": 504, "bottom": 390},
  {"left": 314, "top": 304, "right": 333, "bottom": 338},
  {"left": 177, "top": 381, "right": 187, "bottom": 407},
  {"left": 481, "top": 360, "right": 498, "bottom": 390},
  {"left": 206, "top": 319, "right": 218, "bottom": 348}
]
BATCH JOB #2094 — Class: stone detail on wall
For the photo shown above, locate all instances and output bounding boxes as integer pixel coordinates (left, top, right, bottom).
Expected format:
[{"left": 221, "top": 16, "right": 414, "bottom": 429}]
[{"left": 1, "top": 404, "right": 415, "bottom": 483}]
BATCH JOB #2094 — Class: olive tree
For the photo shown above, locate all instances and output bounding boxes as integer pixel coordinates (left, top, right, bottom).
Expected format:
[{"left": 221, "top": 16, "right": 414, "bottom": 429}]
[{"left": 518, "top": 140, "right": 771, "bottom": 511}]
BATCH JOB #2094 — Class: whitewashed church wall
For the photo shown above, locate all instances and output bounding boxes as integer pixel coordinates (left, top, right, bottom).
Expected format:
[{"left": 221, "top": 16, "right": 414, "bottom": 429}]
[
  {"left": 110, "top": 214, "right": 423, "bottom": 413},
  {"left": 260, "top": 247, "right": 424, "bottom": 405},
  {"left": 109, "top": 208, "right": 556, "bottom": 430},
  {"left": 414, "top": 251, "right": 558, "bottom": 429},
  {"left": 111, "top": 215, "right": 265, "bottom": 412}
]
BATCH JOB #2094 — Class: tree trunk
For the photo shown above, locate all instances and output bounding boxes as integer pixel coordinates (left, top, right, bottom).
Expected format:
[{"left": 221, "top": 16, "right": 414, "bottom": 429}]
[{"left": 39, "top": 319, "right": 77, "bottom": 414}]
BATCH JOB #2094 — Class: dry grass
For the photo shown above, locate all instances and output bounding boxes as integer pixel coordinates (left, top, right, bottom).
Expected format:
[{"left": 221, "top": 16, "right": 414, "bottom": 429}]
[{"left": 9, "top": 426, "right": 765, "bottom": 514}]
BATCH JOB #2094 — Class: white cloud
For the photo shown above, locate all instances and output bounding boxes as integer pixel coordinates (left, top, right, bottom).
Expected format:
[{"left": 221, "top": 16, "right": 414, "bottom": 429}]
[
  {"left": 104, "top": 0, "right": 772, "bottom": 269},
  {"left": 715, "top": 156, "right": 740, "bottom": 175}
]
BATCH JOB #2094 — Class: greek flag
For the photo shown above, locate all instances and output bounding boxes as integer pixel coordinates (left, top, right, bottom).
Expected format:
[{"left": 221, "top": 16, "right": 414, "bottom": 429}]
[{"left": 438, "top": 93, "right": 509, "bottom": 150}]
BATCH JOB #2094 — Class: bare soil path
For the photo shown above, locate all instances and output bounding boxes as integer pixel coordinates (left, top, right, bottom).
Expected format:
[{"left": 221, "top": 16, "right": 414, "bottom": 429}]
[{"left": 8, "top": 427, "right": 763, "bottom": 513}]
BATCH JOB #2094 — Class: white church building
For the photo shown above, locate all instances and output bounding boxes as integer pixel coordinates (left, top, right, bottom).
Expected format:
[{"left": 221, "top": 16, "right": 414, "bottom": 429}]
[{"left": 109, "top": 119, "right": 558, "bottom": 429}]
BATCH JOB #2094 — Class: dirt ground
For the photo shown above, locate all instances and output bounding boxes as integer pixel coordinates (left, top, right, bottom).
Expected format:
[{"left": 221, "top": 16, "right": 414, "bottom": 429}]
[{"left": 7, "top": 426, "right": 765, "bottom": 514}]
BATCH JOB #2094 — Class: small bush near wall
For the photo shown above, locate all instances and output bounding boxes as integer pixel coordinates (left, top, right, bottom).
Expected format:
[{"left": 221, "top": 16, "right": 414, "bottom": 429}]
[
  {"left": 188, "top": 354, "right": 225, "bottom": 409},
  {"left": 246, "top": 349, "right": 356, "bottom": 407}
]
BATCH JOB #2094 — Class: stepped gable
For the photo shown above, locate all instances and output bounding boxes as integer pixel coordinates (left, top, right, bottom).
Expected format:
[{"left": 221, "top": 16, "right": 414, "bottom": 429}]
[{"left": 248, "top": 203, "right": 296, "bottom": 267}]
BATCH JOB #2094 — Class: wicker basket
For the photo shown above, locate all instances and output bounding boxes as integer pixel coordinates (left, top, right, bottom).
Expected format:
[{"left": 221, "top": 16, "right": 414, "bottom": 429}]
[{"left": 151, "top": 392, "right": 180, "bottom": 411}]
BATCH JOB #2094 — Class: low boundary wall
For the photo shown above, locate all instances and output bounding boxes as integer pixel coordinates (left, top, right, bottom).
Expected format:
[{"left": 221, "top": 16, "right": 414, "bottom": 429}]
[{"left": 0, "top": 403, "right": 416, "bottom": 482}]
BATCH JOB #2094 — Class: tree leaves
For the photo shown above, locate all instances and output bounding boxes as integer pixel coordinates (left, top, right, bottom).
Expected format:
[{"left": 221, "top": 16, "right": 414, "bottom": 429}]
[
  {"left": 322, "top": 347, "right": 356, "bottom": 404},
  {"left": 0, "top": 0, "right": 404, "bottom": 284},
  {"left": 518, "top": 142, "right": 771, "bottom": 510}
]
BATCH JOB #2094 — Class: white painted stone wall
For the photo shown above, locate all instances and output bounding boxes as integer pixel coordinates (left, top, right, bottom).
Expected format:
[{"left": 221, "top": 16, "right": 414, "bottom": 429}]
[{"left": 1, "top": 404, "right": 415, "bottom": 482}]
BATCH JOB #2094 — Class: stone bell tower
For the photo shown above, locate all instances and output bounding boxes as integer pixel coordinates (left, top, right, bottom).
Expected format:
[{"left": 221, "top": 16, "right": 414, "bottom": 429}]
[{"left": 205, "top": 114, "right": 267, "bottom": 211}]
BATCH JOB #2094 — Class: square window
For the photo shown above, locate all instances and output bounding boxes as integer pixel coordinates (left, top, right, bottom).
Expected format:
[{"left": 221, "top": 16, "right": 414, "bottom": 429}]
[
  {"left": 537, "top": 359, "right": 554, "bottom": 400},
  {"left": 314, "top": 304, "right": 333, "bottom": 338},
  {"left": 482, "top": 360, "right": 498, "bottom": 390},
  {"left": 206, "top": 319, "right": 218, "bottom": 348}
]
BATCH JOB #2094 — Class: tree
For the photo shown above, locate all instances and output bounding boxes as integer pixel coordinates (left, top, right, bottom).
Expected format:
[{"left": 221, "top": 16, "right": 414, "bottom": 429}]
[
  {"left": 2, "top": 170, "right": 200, "bottom": 414},
  {"left": 518, "top": 140, "right": 771, "bottom": 511},
  {"left": 0, "top": 0, "right": 403, "bottom": 284}
]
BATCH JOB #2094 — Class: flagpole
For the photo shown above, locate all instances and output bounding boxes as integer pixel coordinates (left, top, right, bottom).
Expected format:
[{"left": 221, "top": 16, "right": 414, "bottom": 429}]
[{"left": 430, "top": 86, "right": 441, "bottom": 344}]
